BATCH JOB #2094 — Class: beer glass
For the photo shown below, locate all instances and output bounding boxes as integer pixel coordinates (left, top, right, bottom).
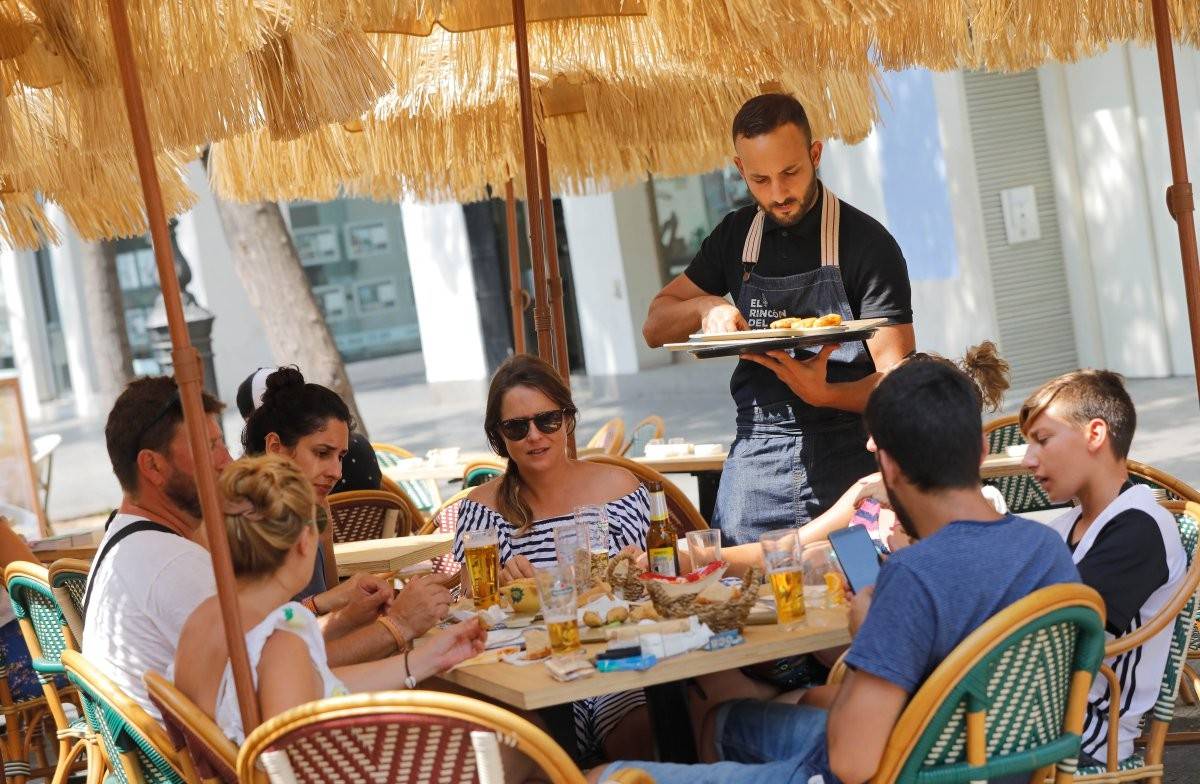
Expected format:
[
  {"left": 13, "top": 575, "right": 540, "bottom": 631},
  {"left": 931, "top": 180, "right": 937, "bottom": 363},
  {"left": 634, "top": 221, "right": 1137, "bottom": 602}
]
[
  {"left": 553, "top": 522, "right": 591, "bottom": 593},
  {"left": 802, "top": 541, "right": 843, "bottom": 610},
  {"left": 686, "top": 529, "right": 722, "bottom": 569},
  {"left": 534, "top": 564, "right": 581, "bottom": 655},
  {"left": 462, "top": 528, "right": 500, "bottom": 609},
  {"left": 759, "top": 528, "right": 805, "bottom": 625},
  {"left": 573, "top": 505, "right": 611, "bottom": 584}
]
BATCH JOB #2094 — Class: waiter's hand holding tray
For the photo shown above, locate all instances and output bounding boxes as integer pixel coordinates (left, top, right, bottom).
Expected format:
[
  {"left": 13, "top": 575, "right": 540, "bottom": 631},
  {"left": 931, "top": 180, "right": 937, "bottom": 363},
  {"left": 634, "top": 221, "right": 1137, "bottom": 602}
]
[{"left": 664, "top": 317, "right": 890, "bottom": 359}]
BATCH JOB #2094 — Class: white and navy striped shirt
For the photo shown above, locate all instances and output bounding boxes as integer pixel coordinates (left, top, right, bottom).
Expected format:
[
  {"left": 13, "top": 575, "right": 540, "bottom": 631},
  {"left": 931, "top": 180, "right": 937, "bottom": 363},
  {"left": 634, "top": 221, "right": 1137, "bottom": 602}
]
[
  {"left": 453, "top": 486, "right": 650, "bottom": 759},
  {"left": 1047, "top": 483, "right": 1186, "bottom": 761}
]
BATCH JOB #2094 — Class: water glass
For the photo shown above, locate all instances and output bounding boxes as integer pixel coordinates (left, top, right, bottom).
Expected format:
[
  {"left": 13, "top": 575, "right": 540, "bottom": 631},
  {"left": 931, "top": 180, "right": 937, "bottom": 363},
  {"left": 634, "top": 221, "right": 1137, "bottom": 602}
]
[
  {"left": 802, "top": 541, "right": 843, "bottom": 609},
  {"left": 759, "top": 528, "right": 805, "bottom": 625},
  {"left": 574, "top": 505, "right": 611, "bottom": 584},
  {"left": 534, "top": 564, "right": 581, "bottom": 655},
  {"left": 462, "top": 528, "right": 500, "bottom": 609},
  {"left": 553, "top": 522, "right": 591, "bottom": 592},
  {"left": 686, "top": 529, "right": 722, "bottom": 569}
]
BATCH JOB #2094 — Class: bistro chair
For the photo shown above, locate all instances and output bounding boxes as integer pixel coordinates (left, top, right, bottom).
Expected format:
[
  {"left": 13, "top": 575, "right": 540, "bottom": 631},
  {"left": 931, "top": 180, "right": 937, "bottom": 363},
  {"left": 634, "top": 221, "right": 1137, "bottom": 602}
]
[
  {"left": 1126, "top": 460, "right": 1200, "bottom": 504},
  {"left": 372, "top": 442, "right": 443, "bottom": 517},
  {"left": 582, "top": 454, "right": 709, "bottom": 533},
  {"left": 237, "top": 690, "right": 653, "bottom": 784},
  {"left": 982, "top": 415, "right": 1065, "bottom": 514},
  {"left": 4, "top": 562, "right": 93, "bottom": 784},
  {"left": 620, "top": 415, "right": 666, "bottom": 457},
  {"left": 327, "top": 489, "right": 420, "bottom": 542},
  {"left": 829, "top": 583, "right": 1107, "bottom": 783},
  {"left": 62, "top": 650, "right": 186, "bottom": 784},
  {"left": 463, "top": 458, "right": 505, "bottom": 488},
  {"left": 144, "top": 671, "right": 237, "bottom": 784},
  {"left": 1070, "top": 500, "right": 1200, "bottom": 779},
  {"left": 585, "top": 418, "right": 626, "bottom": 456},
  {"left": 46, "top": 559, "right": 89, "bottom": 647}
]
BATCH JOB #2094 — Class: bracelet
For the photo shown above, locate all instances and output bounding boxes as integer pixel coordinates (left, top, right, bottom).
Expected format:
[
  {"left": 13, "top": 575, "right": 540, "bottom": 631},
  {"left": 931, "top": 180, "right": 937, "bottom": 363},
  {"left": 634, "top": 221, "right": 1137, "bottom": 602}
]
[
  {"left": 301, "top": 596, "right": 320, "bottom": 615},
  {"left": 375, "top": 615, "right": 408, "bottom": 653},
  {"left": 404, "top": 648, "right": 417, "bottom": 689}
]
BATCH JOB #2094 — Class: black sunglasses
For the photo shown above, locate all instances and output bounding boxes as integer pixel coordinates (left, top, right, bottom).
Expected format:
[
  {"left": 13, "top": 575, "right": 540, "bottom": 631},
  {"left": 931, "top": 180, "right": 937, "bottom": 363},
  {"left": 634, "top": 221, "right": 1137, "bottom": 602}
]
[
  {"left": 496, "top": 408, "right": 572, "bottom": 441},
  {"left": 135, "top": 389, "right": 182, "bottom": 450}
]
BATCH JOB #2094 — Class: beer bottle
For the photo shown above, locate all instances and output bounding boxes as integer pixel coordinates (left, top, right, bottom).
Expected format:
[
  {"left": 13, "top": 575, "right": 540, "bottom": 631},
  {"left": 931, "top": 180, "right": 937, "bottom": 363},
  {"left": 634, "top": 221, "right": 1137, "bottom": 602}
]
[{"left": 645, "top": 481, "right": 678, "bottom": 577}]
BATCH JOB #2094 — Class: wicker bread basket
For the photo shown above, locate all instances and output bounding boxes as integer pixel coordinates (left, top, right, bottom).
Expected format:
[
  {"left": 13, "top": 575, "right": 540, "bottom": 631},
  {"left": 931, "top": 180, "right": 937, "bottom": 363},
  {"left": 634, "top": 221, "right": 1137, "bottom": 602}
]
[
  {"left": 644, "top": 568, "right": 763, "bottom": 633},
  {"left": 606, "top": 551, "right": 646, "bottom": 601}
]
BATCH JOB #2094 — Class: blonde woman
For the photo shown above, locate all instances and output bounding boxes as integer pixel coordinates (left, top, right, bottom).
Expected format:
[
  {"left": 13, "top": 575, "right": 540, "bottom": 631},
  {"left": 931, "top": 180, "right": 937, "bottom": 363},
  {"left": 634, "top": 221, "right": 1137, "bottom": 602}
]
[{"left": 173, "top": 455, "right": 485, "bottom": 743}]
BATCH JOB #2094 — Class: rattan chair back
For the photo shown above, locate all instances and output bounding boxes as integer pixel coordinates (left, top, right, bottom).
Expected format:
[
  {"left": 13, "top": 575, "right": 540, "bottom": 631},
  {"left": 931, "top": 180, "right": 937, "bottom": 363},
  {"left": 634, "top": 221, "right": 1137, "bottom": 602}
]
[
  {"left": 47, "top": 558, "right": 89, "bottom": 647},
  {"left": 328, "top": 489, "right": 418, "bottom": 542},
  {"left": 983, "top": 415, "right": 1064, "bottom": 514},
  {"left": 372, "top": 442, "right": 443, "bottom": 515},
  {"left": 463, "top": 459, "right": 505, "bottom": 488},
  {"left": 61, "top": 650, "right": 186, "bottom": 784},
  {"left": 1127, "top": 460, "right": 1200, "bottom": 504},
  {"left": 620, "top": 415, "right": 666, "bottom": 457},
  {"left": 872, "top": 583, "right": 1107, "bottom": 784},
  {"left": 145, "top": 671, "right": 238, "bottom": 784},
  {"left": 585, "top": 418, "right": 626, "bottom": 456},
  {"left": 582, "top": 454, "right": 709, "bottom": 532}
]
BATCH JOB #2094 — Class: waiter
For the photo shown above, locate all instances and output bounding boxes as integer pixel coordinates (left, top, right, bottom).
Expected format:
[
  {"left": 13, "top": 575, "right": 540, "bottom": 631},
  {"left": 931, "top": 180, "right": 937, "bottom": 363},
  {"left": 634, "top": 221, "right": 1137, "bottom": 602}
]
[{"left": 643, "top": 93, "right": 915, "bottom": 545}]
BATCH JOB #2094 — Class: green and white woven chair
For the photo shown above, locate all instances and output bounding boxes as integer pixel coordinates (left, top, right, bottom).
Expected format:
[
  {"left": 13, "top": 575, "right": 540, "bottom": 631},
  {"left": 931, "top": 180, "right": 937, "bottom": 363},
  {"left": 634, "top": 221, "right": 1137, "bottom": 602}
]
[
  {"left": 62, "top": 650, "right": 186, "bottom": 784},
  {"left": 1071, "top": 500, "right": 1200, "bottom": 782},
  {"left": 1126, "top": 461, "right": 1200, "bottom": 504},
  {"left": 46, "top": 559, "right": 89, "bottom": 649},
  {"left": 4, "top": 562, "right": 95, "bottom": 784},
  {"left": 620, "top": 415, "right": 665, "bottom": 457},
  {"left": 983, "top": 415, "right": 1065, "bottom": 514},
  {"left": 373, "top": 443, "right": 442, "bottom": 518},
  {"left": 830, "top": 583, "right": 1108, "bottom": 784}
]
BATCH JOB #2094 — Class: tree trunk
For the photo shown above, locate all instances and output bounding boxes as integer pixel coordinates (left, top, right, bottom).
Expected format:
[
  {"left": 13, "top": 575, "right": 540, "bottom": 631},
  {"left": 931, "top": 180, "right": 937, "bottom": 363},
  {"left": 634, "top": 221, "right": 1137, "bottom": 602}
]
[
  {"left": 210, "top": 199, "right": 368, "bottom": 437},
  {"left": 77, "top": 239, "right": 134, "bottom": 408}
]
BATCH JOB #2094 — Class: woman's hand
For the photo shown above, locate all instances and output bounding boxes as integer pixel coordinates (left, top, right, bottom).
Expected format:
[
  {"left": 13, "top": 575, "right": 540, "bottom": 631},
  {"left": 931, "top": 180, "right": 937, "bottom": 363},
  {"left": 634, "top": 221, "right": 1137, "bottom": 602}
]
[
  {"left": 409, "top": 618, "right": 488, "bottom": 681},
  {"left": 499, "top": 554, "right": 536, "bottom": 584},
  {"left": 386, "top": 573, "right": 453, "bottom": 641}
]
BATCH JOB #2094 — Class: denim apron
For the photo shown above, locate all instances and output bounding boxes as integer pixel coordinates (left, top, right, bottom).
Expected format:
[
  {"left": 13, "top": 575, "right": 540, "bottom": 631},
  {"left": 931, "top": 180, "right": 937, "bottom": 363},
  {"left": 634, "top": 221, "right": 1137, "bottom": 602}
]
[{"left": 713, "top": 183, "right": 877, "bottom": 546}]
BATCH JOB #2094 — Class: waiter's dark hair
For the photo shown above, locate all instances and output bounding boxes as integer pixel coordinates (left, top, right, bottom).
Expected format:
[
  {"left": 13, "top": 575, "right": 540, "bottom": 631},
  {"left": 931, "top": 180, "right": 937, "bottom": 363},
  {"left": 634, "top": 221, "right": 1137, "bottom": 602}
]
[
  {"left": 732, "top": 93, "right": 812, "bottom": 143},
  {"left": 865, "top": 360, "right": 983, "bottom": 491}
]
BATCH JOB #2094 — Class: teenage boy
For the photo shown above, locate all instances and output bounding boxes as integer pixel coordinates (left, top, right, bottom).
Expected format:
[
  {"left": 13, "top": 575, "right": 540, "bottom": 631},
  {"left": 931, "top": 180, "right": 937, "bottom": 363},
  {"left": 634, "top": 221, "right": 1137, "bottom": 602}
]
[
  {"left": 1021, "top": 369, "right": 1185, "bottom": 765},
  {"left": 595, "top": 358, "right": 1080, "bottom": 784}
]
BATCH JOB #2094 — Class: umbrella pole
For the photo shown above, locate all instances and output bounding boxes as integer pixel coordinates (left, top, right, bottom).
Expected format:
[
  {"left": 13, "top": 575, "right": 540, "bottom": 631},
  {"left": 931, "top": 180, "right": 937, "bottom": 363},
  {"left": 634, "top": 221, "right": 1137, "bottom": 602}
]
[
  {"left": 535, "top": 137, "right": 572, "bottom": 387},
  {"left": 511, "top": 0, "right": 555, "bottom": 367},
  {"left": 504, "top": 179, "right": 528, "bottom": 354},
  {"left": 1150, "top": 0, "right": 1200, "bottom": 398},
  {"left": 105, "top": 0, "right": 260, "bottom": 732}
]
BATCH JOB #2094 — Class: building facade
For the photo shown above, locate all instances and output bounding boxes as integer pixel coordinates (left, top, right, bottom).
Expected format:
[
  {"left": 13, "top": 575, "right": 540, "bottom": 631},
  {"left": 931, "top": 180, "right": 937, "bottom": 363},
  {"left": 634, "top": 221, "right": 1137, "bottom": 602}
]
[{"left": 3, "top": 45, "right": 1198, "bottom": 422}]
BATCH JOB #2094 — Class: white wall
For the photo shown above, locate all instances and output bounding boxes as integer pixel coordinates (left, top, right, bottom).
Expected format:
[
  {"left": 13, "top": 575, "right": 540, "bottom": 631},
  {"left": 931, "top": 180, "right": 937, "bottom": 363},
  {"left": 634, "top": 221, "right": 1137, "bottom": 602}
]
[
  {"left": 45, "top": 206, "right": 102, "bottom": 417},
  {"left": 399, "top": 202, "right": 487, "bottom": 383},
  {"left": 561, "top": 185, "right": 671, "bottom": 376},
  {"left": 0, "top": 248, "right": 51, "bottom": 419},
  {"left": 1042, "top": 45, "right": 1183, "bottom": 378},
  {"left": 177, "top": 161, "right": 274, "bottom": 405}
]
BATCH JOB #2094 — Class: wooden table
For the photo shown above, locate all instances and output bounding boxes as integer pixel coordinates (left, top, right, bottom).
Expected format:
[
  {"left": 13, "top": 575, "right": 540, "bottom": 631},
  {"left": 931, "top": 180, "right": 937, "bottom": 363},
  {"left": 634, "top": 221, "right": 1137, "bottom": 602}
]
[
  {"left": 438, "top": 607, "right": 850, "bottom": 762},
  {"left": 333, "top": 532, "right": 453, "bottom": 576},
  {"left": 980, "top": 452, "right": 1028, "bottom": 479}
]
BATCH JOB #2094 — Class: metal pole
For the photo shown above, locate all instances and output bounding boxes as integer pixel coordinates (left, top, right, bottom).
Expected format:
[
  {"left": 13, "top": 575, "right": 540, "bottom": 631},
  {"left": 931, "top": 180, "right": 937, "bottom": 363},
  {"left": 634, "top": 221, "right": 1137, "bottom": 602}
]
[
  {"left": 535, "top": 136, "right": 571, "bottom": 385},
  {"left": 105, "top": 0, "right": 260, "bottom": 732},
  {"left": 504, "top": 179, "right": 528, "bottom": 354},
  {"left": 1150, "top": 0, "right": 1200, "bottom": 401},
  {"left": 511, "top": 0, "right": 554, "bottom": 364}
]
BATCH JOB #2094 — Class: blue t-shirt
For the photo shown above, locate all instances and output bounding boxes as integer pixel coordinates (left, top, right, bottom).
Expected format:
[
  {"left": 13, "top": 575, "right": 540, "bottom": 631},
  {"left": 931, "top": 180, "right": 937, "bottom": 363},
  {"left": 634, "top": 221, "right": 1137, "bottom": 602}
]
[{"left": 845, "top": 515, "right": 1081, "bottom": 694}]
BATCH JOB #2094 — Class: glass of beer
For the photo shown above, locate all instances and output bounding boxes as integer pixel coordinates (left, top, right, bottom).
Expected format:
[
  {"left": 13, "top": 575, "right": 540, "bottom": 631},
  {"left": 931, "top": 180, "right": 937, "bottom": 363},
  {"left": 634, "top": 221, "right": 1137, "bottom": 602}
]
[
  {"left": 574, "top": 505, "right": 611, "bottom": 584},
  {"left": 535, "top": 564, "right": 581, "bottom": 655},
  {"left": 686, "top": 529, "right": 723, "bottom": 569},
  {"left": 554, "top": 522, "right": 592, "bottom": 593},
  {"left": 462, "top": 528, "right": 500, "bottom": 609},
  {"left": 760, "top": 528, "right": 805, "bottom": 626},
  {"left": 802, "top": 541, "right": 843, "bottom": 609}
]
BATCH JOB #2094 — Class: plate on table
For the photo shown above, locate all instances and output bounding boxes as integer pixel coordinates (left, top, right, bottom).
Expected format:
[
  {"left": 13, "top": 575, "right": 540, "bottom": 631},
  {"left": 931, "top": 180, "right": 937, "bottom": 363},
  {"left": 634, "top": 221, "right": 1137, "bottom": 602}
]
[{"left": 688, "top": 324, "right": 849, "bottom": 342}]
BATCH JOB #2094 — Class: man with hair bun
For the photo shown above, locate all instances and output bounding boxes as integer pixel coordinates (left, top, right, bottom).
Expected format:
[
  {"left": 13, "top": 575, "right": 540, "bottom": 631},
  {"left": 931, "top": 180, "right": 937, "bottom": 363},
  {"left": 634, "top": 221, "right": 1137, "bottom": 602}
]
[{"left": 643, "top": 92, "right": 916, "bottom": 545}]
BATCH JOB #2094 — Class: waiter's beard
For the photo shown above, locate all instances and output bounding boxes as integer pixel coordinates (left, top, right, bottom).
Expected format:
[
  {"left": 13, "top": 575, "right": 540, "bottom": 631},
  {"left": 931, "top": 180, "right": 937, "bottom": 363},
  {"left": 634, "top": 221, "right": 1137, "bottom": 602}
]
[{"left": 757, "top": 175, "right": 820, "bottom": 227}]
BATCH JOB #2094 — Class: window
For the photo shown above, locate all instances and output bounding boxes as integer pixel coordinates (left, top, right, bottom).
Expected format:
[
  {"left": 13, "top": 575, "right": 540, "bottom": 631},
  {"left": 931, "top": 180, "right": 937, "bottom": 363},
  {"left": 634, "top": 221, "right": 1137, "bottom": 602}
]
[
  {"left": 294, "top": 227, "right": 342, "bottom": 267},
  {"left": 355, "top": 278, "right": 398, "bottom": 313}
]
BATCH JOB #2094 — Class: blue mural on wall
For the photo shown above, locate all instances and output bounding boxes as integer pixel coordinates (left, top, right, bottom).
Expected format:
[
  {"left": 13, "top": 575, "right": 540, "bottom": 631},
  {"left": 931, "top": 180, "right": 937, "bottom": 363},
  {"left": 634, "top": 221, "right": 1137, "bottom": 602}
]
[{"left": 877, "top": 70, "right": 959, "bottom": 280}]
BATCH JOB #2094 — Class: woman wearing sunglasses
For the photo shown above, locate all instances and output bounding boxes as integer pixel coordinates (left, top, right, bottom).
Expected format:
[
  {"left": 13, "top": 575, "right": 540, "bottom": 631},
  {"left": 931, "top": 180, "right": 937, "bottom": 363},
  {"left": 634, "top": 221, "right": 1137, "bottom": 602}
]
[{"left": 453, "top": 353, "right": 654, "bottom": 764}]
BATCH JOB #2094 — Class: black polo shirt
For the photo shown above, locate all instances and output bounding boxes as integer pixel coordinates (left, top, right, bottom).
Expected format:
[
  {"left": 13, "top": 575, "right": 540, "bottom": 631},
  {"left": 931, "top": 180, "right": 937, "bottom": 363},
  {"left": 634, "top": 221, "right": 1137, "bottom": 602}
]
[{"left": 684, "top": 187, "right": 913, "bottom": 325}]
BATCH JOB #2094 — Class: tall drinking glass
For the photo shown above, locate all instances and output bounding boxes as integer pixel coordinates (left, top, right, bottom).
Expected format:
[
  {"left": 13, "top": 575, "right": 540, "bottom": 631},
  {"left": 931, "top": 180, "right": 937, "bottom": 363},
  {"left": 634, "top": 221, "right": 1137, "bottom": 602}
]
[
  {"left": 802, "top": 541, "right": 843, "bottom": 610},
  {"left": 574, "top": 505, "right": 611, "bottom": 584},
  {"left": 554, "top": 522, "right": 591, "bottom": 592},
  {"left": 462, "top": 528, "right": 500, "bottom": 609},
  {"left": 534, "top": 564, "right": 581, "bottom": 655},
  {"left": 686, "top": 529, "right": 722, "bottom": 569},
  {"left": 759, "top": 528, "right": 805, "bottom": 625}
]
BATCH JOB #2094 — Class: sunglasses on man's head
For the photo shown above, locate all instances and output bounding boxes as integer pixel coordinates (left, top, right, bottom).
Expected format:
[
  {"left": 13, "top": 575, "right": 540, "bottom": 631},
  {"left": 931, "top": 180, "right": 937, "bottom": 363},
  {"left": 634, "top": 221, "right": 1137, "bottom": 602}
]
[
  {"left": 136, "top": 389, "right": 182, "bottom": 450},
  {"left": 496, "top": 409, "right": 572, "bottom": 441}
]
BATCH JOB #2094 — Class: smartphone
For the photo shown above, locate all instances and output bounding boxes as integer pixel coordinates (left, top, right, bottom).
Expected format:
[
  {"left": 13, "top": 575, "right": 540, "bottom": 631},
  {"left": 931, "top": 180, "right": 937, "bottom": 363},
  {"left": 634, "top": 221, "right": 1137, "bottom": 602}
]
[{"left": 828, "top": 525, "right": 883, "bottom": 594}]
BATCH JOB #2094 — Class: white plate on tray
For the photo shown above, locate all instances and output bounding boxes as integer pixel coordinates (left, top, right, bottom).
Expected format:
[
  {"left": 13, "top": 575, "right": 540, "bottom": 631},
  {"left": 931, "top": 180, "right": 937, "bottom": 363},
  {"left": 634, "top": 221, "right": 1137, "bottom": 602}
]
[{"left": 688, "top": 325, "right": 848, "bottom": 342}]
